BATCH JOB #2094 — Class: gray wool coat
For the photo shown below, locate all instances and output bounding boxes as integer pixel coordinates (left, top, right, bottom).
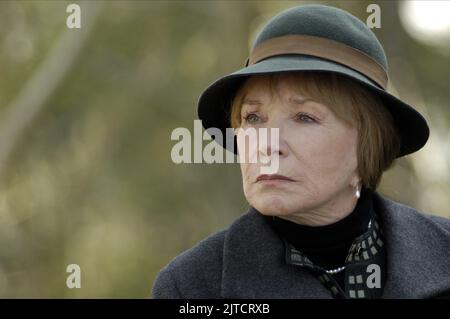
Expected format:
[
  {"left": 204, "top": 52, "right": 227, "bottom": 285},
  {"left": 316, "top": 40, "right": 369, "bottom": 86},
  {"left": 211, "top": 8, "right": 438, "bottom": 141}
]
[{"left": 151, "top": 192, "right": 450, "bottom": 299}]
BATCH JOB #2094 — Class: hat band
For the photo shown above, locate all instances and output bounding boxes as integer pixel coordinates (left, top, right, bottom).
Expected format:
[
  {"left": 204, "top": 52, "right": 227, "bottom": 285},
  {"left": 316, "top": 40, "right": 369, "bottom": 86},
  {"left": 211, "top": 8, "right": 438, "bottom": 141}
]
[{"left": 245, "top": 34, "right": 388, "bottom": 90}]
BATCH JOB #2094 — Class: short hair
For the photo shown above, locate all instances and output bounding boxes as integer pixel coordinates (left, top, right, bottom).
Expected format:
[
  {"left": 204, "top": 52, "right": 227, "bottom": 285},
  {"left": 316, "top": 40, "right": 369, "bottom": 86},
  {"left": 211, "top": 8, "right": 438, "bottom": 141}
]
[{"left": 229, "top": 72, "right": 401, "bottom": 190}]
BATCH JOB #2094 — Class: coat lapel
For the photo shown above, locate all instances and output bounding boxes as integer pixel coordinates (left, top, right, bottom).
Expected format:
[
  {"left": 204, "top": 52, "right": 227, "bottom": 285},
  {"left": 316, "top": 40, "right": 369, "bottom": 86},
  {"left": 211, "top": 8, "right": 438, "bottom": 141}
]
[
  {"left": 221, "top": 192, "right": 450, "bottom": 298},
  {"left": 221, "top": 207, "right": 332, "bottom": 298}
]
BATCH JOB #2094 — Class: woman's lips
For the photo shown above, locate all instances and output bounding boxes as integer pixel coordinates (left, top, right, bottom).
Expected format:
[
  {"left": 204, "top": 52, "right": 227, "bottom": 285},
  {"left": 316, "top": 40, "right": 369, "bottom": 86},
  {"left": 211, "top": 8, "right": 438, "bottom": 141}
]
[{"left": 256, "top": 174, "right": 295, "bottom": 183}]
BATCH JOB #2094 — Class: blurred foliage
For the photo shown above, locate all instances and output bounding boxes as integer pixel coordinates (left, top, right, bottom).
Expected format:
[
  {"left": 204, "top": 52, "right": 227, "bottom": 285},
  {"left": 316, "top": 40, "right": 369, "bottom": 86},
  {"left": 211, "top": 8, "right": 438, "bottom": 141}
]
[{"left": 0, "top": 0, "right": 448, "bottom": 297}]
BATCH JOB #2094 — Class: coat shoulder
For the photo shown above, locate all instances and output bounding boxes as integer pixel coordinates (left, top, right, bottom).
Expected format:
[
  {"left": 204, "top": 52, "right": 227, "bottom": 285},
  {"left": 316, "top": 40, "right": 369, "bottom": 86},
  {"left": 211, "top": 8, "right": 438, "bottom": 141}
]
[
  {"left": 424, "top": 213, "right": 450, "bottom": 231},
  {"left": 151, "top": 227, "right": 228, "bottom": 298},
  {"left": 375, "top": 192, "right": 450, "bottom": 232},
  {"left": 372, "top": 192, "right": 450, "bottom": 298}
]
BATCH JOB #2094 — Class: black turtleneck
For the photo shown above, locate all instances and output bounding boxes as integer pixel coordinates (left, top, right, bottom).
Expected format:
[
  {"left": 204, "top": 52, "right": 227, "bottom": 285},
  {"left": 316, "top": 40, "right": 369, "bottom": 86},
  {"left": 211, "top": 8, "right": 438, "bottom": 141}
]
[{"left": 264, "top": 187, "right": 374, "bottom": 288}]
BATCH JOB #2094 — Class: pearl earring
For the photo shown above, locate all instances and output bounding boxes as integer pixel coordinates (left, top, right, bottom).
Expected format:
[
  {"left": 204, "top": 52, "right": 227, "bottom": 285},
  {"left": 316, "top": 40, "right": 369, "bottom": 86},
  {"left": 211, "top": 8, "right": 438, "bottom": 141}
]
[{"left": 355, "top": 187, "right": 361, "bottom": 199}]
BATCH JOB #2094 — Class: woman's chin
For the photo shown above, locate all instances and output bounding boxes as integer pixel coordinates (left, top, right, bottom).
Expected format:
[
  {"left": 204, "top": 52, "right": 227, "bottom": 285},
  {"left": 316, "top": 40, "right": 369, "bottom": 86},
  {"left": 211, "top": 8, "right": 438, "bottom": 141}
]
[{"left": 251, "top": 195, "right": 297, "bottom": 216}]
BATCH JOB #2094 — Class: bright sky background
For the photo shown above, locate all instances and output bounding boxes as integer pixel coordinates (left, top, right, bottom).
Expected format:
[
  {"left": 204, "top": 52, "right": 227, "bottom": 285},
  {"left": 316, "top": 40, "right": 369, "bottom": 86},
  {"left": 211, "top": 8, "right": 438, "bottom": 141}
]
[{"left": 399, "top": 0, "right": 450, "bottom": 49}]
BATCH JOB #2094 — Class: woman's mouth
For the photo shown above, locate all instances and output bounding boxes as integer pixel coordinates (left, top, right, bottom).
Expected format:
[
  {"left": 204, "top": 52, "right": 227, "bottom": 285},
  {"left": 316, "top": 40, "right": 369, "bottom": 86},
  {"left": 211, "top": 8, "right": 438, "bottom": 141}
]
[{"left": 256, "top": 174, "right": 295, "bottom": 184}]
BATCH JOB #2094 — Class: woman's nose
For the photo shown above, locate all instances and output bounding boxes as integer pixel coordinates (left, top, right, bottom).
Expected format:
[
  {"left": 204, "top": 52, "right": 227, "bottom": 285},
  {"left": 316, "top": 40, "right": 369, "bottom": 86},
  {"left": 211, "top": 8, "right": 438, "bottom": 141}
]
[{"left": 258, "top": 123, "right": 288, "bottom": 158}]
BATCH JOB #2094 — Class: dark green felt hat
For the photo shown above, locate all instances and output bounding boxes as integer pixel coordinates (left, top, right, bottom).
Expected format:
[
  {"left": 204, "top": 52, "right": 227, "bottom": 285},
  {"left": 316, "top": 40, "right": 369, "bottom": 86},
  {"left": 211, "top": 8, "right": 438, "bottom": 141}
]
[{"left": 197, "top": 4, "right": 429, "bottom": 157}]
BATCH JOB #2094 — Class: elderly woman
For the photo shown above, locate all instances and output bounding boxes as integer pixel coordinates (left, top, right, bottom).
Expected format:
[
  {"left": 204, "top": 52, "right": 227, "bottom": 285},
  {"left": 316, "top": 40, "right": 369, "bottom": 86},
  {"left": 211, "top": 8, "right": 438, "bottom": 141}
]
[{"left": 152, "top": 5, "right": 450, "bottom": 299}]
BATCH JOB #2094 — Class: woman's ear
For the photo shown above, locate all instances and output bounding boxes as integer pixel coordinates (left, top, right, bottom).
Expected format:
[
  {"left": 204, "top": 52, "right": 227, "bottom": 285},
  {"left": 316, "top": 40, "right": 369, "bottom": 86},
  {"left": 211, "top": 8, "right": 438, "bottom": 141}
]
[{"left": 350, "top": 175, "right": 361, "bottom": 190}]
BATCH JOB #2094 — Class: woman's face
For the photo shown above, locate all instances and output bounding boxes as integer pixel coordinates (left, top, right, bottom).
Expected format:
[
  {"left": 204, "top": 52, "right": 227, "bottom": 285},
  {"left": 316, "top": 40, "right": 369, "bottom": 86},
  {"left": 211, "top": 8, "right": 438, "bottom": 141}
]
[{"left": 236, "top": 74, "right": 361, "bottom": 225}]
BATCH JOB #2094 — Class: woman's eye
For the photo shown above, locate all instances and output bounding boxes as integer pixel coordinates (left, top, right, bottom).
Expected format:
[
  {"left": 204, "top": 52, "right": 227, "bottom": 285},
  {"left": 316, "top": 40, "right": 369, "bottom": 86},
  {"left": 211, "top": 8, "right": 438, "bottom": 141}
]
[
  {"left": 296, "top": 113, "right": 316, "bottom": 123},
  {"left": 243, "top": 113, "right": 261, "bottom": 124}
]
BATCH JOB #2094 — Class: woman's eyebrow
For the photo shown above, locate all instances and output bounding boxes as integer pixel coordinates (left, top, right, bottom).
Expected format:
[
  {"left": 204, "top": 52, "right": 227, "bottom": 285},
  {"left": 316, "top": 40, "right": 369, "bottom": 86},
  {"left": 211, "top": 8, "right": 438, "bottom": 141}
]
[
  {"left": 289, "top": 96, "right": 326, "bottom": 109},
  {"left": 289, "top": 97, "right": 328, "bottom": 117}
]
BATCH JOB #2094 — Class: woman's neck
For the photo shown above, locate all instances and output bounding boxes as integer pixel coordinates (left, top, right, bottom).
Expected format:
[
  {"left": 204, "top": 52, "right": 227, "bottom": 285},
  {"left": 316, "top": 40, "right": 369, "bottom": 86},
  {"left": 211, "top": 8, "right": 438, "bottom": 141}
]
[
  {"left": 265, "top": 186, "right": 374, "bottom": 251},
  {"left": 275, "top": 186, "right": 361, "bottom": 227}
]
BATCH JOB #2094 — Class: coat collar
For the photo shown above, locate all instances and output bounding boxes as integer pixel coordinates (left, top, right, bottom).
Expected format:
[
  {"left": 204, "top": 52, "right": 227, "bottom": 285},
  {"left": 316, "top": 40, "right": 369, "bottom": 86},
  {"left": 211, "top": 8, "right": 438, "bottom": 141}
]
[{"left": 221, "top": 192, "right": 450, "bottom": 298}]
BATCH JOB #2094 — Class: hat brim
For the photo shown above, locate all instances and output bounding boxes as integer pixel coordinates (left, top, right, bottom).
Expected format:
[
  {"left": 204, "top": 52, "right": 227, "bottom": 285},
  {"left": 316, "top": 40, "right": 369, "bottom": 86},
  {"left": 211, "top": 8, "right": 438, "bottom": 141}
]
[{"left": 197, "top": 55, "right": 429, "bottom": 158}]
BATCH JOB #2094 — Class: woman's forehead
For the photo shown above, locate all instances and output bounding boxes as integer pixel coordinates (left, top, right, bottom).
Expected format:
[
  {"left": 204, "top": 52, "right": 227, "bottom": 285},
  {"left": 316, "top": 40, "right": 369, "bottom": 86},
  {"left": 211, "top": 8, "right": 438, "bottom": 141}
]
[
  {"left": 241, "top": 75, "right": 323, "bottom": 108},
  {"left": 240, "top": 74, "right": 331, "bottom": 116},
  {"left": 242, "top": 95, "right": 312, "bottom": 106}
]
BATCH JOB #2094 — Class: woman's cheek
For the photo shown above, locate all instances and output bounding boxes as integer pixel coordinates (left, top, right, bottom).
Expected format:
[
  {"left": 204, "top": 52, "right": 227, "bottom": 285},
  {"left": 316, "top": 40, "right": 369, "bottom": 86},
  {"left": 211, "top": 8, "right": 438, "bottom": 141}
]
[{"left": 240, "top": 163, "right": 254, "bottom": 190}]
